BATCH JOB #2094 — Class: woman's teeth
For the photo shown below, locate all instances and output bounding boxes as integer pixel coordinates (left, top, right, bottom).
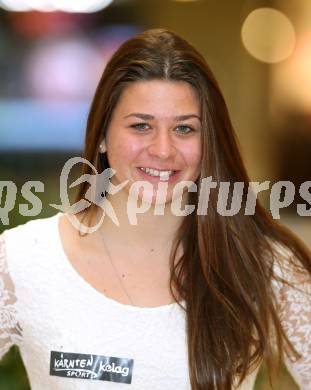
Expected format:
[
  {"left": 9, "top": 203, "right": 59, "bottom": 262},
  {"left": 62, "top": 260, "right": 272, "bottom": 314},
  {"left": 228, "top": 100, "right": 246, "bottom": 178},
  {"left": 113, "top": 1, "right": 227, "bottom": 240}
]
[{"left": 139, "top": 167, "right": 175, "bottom": 180}]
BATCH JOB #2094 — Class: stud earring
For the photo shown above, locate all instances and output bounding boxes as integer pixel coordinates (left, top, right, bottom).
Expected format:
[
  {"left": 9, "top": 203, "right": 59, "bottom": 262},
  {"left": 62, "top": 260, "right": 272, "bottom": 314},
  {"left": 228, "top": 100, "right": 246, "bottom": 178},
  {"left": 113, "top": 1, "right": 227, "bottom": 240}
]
[
  {"left": 99, "top": 139, "right": 108, "bottom": 173},
  {"left": 99, "top": 140, "right": 106, "bottom": 153}
]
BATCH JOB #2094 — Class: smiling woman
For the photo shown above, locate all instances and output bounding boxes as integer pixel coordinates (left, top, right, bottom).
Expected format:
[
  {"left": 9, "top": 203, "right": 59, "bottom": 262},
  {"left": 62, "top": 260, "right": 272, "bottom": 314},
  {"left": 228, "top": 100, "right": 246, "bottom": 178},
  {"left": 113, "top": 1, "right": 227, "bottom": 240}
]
[
  {"left": 0, "top": 28, "right": 311, "bottom": 390},
  {"left": 98, "top": 79, "right": 202, "bottom": 205}
]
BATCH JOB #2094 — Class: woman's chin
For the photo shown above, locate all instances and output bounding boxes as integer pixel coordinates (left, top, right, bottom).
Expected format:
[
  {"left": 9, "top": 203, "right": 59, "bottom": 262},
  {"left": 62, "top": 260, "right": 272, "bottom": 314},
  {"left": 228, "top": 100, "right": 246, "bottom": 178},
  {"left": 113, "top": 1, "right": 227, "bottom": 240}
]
[{"left": 126, "top": 187, "right": 175, "bottom": 209}]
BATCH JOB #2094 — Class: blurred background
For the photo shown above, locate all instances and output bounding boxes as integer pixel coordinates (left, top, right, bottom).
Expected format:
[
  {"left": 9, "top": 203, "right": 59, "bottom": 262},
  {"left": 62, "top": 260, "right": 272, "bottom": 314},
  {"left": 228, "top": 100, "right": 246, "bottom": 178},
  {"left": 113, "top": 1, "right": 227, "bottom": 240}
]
[{"left": 0, "top": 0, "right": 310, "bottom": 388}]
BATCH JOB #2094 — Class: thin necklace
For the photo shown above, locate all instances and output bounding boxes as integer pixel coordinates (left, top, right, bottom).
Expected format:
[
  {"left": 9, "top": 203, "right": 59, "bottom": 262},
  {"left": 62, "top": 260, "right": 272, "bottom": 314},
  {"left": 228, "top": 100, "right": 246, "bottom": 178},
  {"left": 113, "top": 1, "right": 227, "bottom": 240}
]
[{"left": 100, "top": 232, "right": 136, "bottom": 306}]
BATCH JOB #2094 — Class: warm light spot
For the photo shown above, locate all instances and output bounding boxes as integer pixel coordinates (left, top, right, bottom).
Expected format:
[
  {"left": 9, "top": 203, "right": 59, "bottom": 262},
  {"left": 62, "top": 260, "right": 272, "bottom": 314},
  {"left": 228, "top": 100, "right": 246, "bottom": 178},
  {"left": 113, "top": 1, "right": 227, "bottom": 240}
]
[
  {"left": 0, "top": 0, "right": 114, "bottom": 12},
  {"left": 241, "top": 7, "right": 296, "bottom": 63},
  {"left": 272, "top": 32, "right": 311, "bottom": 112}
]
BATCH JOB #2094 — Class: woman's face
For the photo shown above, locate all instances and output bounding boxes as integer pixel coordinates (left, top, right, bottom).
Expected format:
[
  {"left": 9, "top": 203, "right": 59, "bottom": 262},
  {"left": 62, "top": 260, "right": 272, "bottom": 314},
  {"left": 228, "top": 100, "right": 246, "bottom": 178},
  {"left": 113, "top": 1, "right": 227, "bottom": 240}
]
[{"left": 103, "top": 79, "right": 202, "bottom": 205}]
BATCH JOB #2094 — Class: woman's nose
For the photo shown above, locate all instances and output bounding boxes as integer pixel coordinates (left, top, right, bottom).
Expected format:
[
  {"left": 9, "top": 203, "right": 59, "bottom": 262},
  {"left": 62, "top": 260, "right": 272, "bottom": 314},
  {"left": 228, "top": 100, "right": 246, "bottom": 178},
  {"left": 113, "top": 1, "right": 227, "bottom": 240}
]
[{"left": 147, "top": 129, "right": 177, "bottom": 159}]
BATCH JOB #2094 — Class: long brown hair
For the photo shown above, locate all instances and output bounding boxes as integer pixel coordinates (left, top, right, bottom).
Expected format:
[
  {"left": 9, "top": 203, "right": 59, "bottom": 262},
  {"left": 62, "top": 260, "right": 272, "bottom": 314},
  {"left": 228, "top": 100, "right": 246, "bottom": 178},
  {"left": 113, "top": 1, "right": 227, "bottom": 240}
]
[{"left": 75, "top": 28, "right": 311, "bottom": 389}]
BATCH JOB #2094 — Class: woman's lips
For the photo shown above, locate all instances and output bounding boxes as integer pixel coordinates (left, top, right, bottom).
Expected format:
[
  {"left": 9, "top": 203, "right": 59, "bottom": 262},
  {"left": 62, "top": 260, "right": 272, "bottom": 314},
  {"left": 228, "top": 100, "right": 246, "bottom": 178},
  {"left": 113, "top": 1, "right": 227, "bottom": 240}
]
[{"left": 136, "top": 167, "right": 181, "bottom": 183}]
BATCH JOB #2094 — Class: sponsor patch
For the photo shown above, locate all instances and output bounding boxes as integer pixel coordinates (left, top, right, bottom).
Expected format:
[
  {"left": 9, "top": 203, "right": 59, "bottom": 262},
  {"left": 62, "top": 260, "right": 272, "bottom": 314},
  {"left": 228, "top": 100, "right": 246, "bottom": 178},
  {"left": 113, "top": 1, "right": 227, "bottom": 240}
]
[{"left": 50, "top": 350, "right": 134, "bottom": 384}]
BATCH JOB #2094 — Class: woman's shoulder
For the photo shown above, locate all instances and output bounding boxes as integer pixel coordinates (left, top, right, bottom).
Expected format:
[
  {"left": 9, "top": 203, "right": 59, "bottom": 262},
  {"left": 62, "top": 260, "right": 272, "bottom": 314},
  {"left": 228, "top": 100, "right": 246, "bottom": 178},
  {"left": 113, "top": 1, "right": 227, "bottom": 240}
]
[
  {"left": 270, "top": 241, "right": 294, "bottom": 274},
  {"left": 1, "top": 213, "right": 62, "bottom": 268},
  {"left": 266, "top": 239, "right": 311, "bottom": 388},
  {"left": 0, "top": 213, "right": 64, "bottom": 290},
  {"left": 2, "top": 212, "right": 60, "bottom": 243},
  {"left": 263, "top": 237, "right": 306, "bottom": 276},
  {"left": 259, "top": 237, "right": 311, "bottom": 308}
]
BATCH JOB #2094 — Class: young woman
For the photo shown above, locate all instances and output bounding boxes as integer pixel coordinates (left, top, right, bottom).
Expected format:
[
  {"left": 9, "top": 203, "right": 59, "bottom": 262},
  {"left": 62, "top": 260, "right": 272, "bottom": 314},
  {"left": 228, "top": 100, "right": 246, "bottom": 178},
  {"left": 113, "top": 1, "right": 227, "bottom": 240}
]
[{"left": 0, "top": 28, "right": 310, "bottom": 390}]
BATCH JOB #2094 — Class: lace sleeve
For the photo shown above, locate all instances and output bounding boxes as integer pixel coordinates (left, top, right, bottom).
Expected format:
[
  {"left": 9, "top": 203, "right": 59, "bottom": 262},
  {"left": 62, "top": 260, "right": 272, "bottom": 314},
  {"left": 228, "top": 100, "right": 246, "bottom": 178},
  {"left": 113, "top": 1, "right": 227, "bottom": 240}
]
[
  {"left": 0, "top": 233, "right": 23, "bottom": 360},
  {"left": 273, "top": 246, "right": 311, "bottom": 390}
]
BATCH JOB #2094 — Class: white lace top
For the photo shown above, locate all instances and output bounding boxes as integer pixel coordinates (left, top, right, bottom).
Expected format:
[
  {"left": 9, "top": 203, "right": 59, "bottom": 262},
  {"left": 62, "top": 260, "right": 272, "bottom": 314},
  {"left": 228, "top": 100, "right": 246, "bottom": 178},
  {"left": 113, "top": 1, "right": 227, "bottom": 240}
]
[{"left": 0, "top": 212, "right": 310, "bottom": 390}]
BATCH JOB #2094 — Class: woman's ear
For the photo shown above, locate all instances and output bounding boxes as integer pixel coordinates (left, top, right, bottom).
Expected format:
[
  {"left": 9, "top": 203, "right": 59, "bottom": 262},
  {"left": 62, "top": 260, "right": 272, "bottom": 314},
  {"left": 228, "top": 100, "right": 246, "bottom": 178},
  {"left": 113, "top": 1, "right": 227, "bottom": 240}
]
[{"left": 99, "top": 139, "right": 106, "bottom": 154}]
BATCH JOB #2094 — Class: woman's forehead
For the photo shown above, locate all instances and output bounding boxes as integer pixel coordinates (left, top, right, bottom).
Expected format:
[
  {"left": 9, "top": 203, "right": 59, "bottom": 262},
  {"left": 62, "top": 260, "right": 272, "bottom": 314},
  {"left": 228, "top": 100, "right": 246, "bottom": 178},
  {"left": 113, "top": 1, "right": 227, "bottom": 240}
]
[{"left": 113, "top": 80, "right": 200, "bottom": 118}]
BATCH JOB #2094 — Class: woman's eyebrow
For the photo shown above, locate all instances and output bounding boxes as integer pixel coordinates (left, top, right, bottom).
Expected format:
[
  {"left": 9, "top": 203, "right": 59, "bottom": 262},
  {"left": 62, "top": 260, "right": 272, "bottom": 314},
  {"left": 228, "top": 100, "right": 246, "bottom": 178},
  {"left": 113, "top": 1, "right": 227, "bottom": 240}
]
[
  {"left": 123, "top": 113, "right": 154, "bottom": 120},
  {"left": 123, "top": 113, "right": 201, "bottom": 121},
  {"left": 175, "top": 114, "right": 201, "bottom": 122}
]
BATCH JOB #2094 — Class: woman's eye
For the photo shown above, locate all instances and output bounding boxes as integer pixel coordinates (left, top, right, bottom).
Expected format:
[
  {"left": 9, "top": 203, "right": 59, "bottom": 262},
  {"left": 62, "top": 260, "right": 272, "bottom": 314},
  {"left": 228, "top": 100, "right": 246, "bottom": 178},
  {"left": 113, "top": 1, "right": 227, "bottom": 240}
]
[
  {"left": 175, "top": 125, "right": 195, "bottom": 134},
  {"left": 130, "top": 123, "right": 150, "bottom": 131}
]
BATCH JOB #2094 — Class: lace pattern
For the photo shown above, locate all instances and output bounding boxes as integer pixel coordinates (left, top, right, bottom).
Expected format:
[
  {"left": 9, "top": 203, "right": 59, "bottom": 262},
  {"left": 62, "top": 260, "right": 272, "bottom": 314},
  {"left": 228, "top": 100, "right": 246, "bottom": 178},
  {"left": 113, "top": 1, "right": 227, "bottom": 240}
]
[
  {"left": 0, "top": 234, "right": 23, "bottom": 360},
  {"left": 272, "top": 243, "right": 311, "bottom": 390}
]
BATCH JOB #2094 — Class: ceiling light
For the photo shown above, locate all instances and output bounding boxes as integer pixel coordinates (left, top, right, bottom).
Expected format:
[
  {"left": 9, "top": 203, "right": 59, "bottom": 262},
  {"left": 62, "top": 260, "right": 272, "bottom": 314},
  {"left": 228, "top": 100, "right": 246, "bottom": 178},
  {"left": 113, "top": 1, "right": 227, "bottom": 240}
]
[{"left": 0, "top": 0, "right": 113, "bottom": 12}]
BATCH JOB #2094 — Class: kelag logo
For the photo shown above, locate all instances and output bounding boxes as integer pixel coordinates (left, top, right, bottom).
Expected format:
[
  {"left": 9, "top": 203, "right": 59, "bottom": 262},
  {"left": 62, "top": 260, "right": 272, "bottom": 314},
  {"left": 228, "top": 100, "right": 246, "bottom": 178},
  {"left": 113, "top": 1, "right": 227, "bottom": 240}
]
[{"left": 50, "top": 350, "right": 134, "bottom": 384}]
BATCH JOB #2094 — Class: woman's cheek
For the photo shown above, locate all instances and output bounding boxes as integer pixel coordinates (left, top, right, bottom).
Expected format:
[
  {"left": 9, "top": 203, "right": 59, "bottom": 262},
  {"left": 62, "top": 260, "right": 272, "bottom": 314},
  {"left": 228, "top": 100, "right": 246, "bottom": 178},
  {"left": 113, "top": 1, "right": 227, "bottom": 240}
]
[
  {"left": 128, "top": 140, "right": 143, "bottom": 155},
  {"left": 120, "top": 138, "right": 144, "bottom": 161},
  {"left": 181, "top": 142, "right": 201, "bottom": 164}
]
